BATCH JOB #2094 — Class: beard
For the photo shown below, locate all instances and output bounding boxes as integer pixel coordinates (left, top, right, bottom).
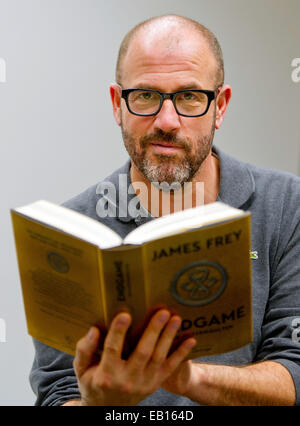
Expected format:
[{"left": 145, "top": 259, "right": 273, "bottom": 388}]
[{"left": 121, "top": 114, "right": 216, "bottom": 186}]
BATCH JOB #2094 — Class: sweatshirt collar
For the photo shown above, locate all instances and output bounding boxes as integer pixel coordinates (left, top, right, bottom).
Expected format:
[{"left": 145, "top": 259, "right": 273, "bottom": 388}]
[{"left": 213, "top": 146, "right": 255, "bottom": 209}]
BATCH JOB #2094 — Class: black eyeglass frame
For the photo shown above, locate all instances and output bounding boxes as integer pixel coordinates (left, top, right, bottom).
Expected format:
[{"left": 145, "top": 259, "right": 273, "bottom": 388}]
[{"left": 121, "top": 88, "right": 219, "bottom": 117}]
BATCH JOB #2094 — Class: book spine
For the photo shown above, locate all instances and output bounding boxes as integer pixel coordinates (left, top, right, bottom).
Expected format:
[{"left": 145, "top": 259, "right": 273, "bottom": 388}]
[{"left": 100, "top": 245, "right": 147, "bottom": 354}]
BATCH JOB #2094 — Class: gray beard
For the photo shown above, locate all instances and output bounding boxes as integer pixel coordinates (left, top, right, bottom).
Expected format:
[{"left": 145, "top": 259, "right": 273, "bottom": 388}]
[{"left": 121, "top": 120, "right": 215, "bottom": 185}]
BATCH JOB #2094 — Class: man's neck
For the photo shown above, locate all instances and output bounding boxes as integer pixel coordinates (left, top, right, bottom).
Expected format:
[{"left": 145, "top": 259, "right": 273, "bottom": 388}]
[{"left": 130, "top": 150, "right": 220, "bottom": 217}]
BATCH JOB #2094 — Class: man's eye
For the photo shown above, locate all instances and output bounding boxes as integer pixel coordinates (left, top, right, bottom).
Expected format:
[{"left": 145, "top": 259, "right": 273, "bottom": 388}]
[
  {"left": 182, "top": 92, "right": 195, "bottom": 101},
  {"left": 139, "top": 92, "right": 153, "bottom": 100},
  {"left": 177, "top": 92, "right": 205, "bottom": 104}
]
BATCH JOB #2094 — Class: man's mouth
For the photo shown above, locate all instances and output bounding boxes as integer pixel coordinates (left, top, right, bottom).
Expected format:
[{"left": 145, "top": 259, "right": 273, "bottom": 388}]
[{"left": 149, "top": 142, "right": 184, "bottom": 154}]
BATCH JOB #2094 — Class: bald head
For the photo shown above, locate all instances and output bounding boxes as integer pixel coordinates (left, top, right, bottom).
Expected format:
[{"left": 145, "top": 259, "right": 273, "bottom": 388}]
[{"left": 116, "top": 14, "right": 224, "bottom": 88}]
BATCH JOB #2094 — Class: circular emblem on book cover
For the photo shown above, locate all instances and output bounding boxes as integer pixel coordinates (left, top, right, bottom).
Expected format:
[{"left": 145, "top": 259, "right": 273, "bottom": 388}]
[
  {"left": 47, "top": 251, "right": 69, "bottom": 273},
  {"left": 170, "top": 261, "right": 227, "bottom": 306}
]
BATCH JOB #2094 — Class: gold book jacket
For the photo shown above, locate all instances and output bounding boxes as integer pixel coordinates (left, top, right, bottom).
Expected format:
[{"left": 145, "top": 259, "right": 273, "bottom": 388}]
[{"left": 11, "top": 201, "right": 253, "bottom": 359}]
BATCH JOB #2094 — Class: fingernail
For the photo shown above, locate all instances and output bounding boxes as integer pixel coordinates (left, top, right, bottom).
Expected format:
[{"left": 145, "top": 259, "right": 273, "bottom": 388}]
[
  {"left": 185, "top": 338, "right": 197, "bottom": 349},
  {"left": 87, "top": 327, "right": 96, "bottom": 342},
  {"left": 158, "top": 311, "right": 170, "bottom": 323},
  {"left": 170, "top": 317, "right": 181, "bottom": 330},
  {"left": 116, "top": 313, "right": 131, "bottom": 326}
]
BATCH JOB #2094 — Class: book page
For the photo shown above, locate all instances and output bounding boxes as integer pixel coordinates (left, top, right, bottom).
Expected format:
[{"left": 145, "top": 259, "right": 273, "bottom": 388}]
[
  {"left": 14, "top": 200, "right": 122, "bottom": 249},
  {"left": 124, "top": 202, "right": 245, "bottom": 245}
]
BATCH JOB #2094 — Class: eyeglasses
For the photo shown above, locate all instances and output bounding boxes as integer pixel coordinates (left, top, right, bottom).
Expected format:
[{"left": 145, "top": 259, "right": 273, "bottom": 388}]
[{"left": 121, "top": 88, "right": 218, "bottom": 117}]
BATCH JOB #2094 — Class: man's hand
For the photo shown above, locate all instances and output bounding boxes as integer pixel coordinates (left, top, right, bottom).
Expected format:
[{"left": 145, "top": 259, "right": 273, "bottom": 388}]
[{"left": 73, "top": 309, "right": 196, "bottom": 406}]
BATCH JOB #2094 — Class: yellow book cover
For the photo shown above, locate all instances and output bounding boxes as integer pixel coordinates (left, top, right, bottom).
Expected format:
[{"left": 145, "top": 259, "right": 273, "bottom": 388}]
[{"left": 10, "top": 200, "right": 252, "bottom": 359}]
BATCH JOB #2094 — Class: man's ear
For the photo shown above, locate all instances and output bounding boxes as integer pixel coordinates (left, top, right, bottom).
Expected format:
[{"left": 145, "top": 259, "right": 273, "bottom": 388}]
[
  {"left": 110, "top": 83, "right": 122, "bottom": 126},
  {"left": 215, "top": 85, "right": 232, "bottom": 129}
]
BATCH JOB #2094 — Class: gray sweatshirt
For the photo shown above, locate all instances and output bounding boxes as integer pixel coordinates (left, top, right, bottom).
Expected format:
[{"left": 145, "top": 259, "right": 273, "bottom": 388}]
[{"left": 29, "top": 146, "right": 300, "bottom": 405}]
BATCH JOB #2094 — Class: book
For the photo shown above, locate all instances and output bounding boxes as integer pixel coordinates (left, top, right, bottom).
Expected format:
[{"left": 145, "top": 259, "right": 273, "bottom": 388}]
[{"left": 11, "top": 200, "right": 253, "bottom": 359}]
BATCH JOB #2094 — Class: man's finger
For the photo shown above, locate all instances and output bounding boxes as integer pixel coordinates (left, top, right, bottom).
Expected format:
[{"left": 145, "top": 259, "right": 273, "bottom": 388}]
[
  {"left": 128, "top": 310, "right": 171, "bottom": 371},
  {"left": 163, "top": 338, "right": 197, "bottom": 375},
  {"left": 148, "top": 315, "right": 182, "bottom": 368},
  {"left": 100, "top": 312, "right": 132, "bottom": 370},
  {"left": 73, "top": 326, "right": 100, "bottom": 379}
]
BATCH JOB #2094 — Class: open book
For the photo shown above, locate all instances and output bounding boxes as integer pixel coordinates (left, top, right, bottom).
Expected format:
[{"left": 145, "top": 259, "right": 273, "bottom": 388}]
[{"left": 11, "top": 200, "right": 252, "bottom": 359}]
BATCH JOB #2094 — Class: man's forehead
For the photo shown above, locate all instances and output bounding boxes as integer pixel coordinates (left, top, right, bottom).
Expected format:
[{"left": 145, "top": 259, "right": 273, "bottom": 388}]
[
  {"left": 129, "top": 23, "right": 209, "bottom": 57},
  {"left": 122, "top": 29, "right": 216, "bottom": 88},
  {"left": 135, "top": 22, "right": 187, "bottom": 49}
]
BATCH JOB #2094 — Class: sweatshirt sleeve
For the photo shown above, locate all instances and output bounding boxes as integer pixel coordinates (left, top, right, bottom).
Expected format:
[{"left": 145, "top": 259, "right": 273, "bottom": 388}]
[
  {"left": 29, "top": 339, "right": 81, "bottom": 406},
  {"left": 255, "top": 177, "right": 300, "bottom": 405}
]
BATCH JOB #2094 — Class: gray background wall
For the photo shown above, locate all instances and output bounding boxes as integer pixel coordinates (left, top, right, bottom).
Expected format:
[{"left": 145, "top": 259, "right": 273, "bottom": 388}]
[{"left": 0, "top": 0, "right": 299, "bottom": 405}]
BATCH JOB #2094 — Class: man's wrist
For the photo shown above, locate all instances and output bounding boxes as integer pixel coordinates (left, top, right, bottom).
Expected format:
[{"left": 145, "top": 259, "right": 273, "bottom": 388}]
[{"left": 183, "top": 363, "right": 207, "bottom": 402}]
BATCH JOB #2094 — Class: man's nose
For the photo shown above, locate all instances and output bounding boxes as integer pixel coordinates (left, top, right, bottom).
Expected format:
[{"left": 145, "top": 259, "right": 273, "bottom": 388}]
[{"left": 153, "top": 99, "right": 181, "bottom": 133}]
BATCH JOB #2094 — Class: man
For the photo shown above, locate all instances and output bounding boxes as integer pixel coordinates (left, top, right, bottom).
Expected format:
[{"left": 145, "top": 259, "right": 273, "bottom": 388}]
[{"left": 30, "top": 14, "right": 300, "bottom": 406}]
